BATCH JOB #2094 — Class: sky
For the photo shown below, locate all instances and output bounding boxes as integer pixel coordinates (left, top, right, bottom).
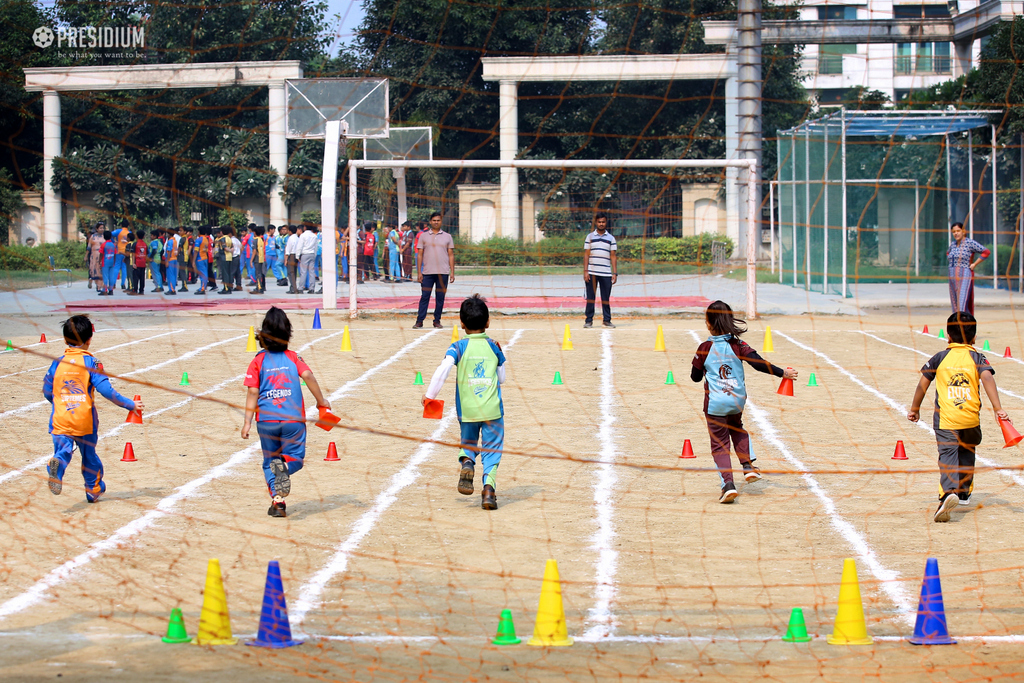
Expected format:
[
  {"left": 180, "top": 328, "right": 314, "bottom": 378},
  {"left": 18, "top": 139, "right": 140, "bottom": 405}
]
[{"left": 323, "top": 0, "right": 365, "bottom": 56}]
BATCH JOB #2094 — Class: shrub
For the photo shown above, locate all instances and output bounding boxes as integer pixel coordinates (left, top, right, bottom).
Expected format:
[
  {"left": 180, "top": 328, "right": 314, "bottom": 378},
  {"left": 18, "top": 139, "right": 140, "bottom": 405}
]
[
  {"left": 451, "top": 233, "right": 732, "bottom": 267},
  {"left": 217, "top": 208, "right": 249, "bottom": 230},
  {"left": 0, "top": 241, "right": 88, "bottom": 271}
]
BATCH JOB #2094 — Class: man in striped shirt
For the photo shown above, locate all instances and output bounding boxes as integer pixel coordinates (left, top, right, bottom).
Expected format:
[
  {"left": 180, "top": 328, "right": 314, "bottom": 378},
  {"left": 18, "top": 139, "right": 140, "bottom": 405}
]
[{"left": 583, "top": 213, "right": 617, "bottom": 328}]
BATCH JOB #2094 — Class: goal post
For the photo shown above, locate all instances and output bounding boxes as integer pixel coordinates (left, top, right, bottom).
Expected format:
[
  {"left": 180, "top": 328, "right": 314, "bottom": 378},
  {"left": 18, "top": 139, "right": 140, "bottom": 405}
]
[{"left": 322, "top": 158, "right": 759, "bottom": 318}]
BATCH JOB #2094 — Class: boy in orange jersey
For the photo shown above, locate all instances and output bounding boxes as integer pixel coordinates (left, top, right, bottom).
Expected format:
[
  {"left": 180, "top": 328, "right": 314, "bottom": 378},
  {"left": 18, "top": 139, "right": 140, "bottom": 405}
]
[{"left": 44, "top": 316, "right": 144, "bottom": 502}]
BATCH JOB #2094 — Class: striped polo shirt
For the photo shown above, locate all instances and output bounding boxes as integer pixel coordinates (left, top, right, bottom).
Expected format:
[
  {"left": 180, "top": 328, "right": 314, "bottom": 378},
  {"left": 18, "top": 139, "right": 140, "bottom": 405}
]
[{"left": 584, "top": 230, "right": 617, "bottom": 276}]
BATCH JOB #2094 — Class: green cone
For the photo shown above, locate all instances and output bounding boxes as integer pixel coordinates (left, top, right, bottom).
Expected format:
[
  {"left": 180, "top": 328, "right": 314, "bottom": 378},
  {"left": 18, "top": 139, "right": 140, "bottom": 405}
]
[
  {"left": 161, "top": 607, "right": 190, "bottom": 643},
  {"left": 414, "top": 371, "right": 424, "bottom": 386},
  {"left": 665, "top": 370, "right": 676, "bottom": 385},
  {"left": 4, "top": 340, "right": 11, "bottom": 351},
  {"left": 983, "top": 339, "right": 991, "bottom": 351},
  {"left": 807, "top": 372, "right": 818, "bottom": 387},
  {"left": 179, "top": 372, "right": 190, "bottom": 386},
  {"left": 552, "top": 371, "right": 563, "bottom": 386},
  {"left": 781, "top": 607, "right": 812, "bottom": 643},
  {"left": 492, "top": 609, "right": 521, "bottom": 645},
  {"left": 938, "top": 329, "right": 946, "bottom": 340}
]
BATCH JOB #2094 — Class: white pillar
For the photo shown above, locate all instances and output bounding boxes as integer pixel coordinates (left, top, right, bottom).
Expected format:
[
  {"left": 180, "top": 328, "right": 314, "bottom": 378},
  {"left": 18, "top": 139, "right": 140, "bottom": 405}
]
[
  {"left": 499, "top": 80, "right": 519, "bottom": 240},
  {"left": 268, "top": 84, "right": 288, "bottom": 228},
  {"left": 42, "top": 90, "right": 62, "bottom": 243},
  {"left": 725, "top": 74, "right": 740, "bottom": 252},
  {"left": 349, "top": 164, "right": 359, "bottom": 318},
  {"left": 394, "top": 167, "right": 408, "bottom": 226},
  {"left": 320, "top": 120, "right": 342, "bottom": 311}
]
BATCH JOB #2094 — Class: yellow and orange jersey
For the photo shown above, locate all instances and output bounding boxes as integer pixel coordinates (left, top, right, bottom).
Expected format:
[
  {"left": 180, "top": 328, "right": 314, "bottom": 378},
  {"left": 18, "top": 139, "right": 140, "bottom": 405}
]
[
  {"left": 43, "top": 347, "right": 135, "bottom": 436},
  {"left": 921, "top": 343, "right": 994, "bottom": 431}
]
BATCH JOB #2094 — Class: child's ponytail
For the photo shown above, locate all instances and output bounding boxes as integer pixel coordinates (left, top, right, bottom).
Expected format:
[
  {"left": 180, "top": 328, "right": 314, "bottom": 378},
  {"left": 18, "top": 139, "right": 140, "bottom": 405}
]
[{"left": 705, "top": 300, "right": 748, "bottom": 338}]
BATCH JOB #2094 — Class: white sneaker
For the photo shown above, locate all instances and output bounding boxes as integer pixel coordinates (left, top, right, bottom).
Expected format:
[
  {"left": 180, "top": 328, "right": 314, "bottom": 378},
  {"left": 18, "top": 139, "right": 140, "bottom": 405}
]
[
  {"left": 743, "top": 465, "right": 762, "bottom": 482},
  {"left": 958, "top": 494, "right": 972, "bottom": 506},
  {"left": 934, "top": 493, "right": 958, "bottom": 522}
]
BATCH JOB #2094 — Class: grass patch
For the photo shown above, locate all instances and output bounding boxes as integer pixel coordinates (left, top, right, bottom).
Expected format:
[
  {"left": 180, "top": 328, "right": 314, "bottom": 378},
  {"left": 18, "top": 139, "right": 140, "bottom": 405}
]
[
  {"left": 0, "top": 269, "right": 88, "bottom": 292},
  {"left": 455, "top": 263, "right": 713, "bottom": 276}
]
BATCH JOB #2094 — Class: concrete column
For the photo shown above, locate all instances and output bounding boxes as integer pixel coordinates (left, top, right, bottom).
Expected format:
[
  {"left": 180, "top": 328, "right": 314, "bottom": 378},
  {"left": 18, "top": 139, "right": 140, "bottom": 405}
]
[
  {"left": 737, "top": 0, "right": 763, "bottom": 262},
  {"left": 394, "top": 167, "right": 408, "bottom": 226},
  {"left": 953, "top": 39, "right": 973, "bottom": 78},
  {"left": 725, "top": 74, "right": 740, "bottom": 250},
  {"left": 268, "top": 84, "right": 288, "bottom": 228},
  {"left": 42, "top": 90, "right": 62, "bottom": 243},
  {"left": 499, "top": 80, "right": 519, "bottom": 240}
]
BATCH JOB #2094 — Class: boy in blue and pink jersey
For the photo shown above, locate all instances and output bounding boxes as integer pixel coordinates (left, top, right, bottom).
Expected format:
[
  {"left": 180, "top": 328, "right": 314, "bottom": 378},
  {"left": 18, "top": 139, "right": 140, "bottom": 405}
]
[
  {"left": 241, "top": 307, "right": 330, "bottom": 518},
  {"left": 423, "top": 295, "right": 507, "bottom": 510},
  {"left": 44, "top": 315, "right": 144, "bottom": 502},
  {"left": 162, "top": 231, "right": 179, "bottom": 295},
  {"left": 99, "top": 230, "right": 117, "bottom": 295},
  {"left": 690, "top": 300, "right": 797, "bottom": 503}
]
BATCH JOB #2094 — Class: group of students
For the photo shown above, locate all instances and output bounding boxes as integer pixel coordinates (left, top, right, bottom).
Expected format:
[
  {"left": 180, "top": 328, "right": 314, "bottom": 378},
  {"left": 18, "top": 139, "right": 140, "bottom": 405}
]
[
  {"left": 350, "top": 220, "right": 419, "bottom": 284},
  {"left": 44, "top": 297, "right": 1007, "bottom": 524}
]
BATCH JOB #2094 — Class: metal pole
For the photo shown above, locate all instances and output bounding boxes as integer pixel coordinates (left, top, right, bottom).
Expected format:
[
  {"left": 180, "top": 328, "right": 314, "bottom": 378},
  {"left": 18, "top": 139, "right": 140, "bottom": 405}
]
[
  {"left": 823, "top": 123, "right": 829, "bottom": 293},
  {"left": 968, "top": 132, "right": 974, "bottom": 239},
  {"left": 993, "top": 124, "right": 998, "bottom": 290},
  {"left": 320, "top": 121, "right": 342, "bottom": 311},
  {"left": 348, "top": 164, "right": 358, "bottom": 318},
  {"left": 841, "top": 109, "right": 848, "bottom": 297},
  {"left": 805, "top": 129, "right": 811, "bottom": 290},
  {"left": 945, "top": 134, "right": 952, "bottom": 229},
  {"left": 914, "top": 182, "right": 920, "bottom": 278},
  {"left": 769, "top": 180, "right": 775, "bottom": 275},
  {"left": 792, "top": 134, "right": 798, "bottom": 287},
  {"left": 737, "top": 0, "right": 762, "bottom": 264},
  {"left": 747, "top": 160, "right": 758, "bottom": 318}
]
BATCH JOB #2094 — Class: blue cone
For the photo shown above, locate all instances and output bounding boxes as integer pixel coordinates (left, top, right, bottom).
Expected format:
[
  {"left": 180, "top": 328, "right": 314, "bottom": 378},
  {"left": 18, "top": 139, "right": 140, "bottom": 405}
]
[
  {"left": 312, "top": 309, "right": 322, "bottom": 330},
  {"left": 908, "top": 557, "right": 956, "bottom": 645},
  {"left": 246, "top": 560, "right": 302, "bottom": 648}
]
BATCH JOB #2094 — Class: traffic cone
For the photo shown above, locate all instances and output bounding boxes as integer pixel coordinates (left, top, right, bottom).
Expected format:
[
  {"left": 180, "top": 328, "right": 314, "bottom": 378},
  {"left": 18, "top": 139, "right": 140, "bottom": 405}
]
[
  {"left": 923, "top": 324, "right": 929, "bottom": 334},
  {"left": 892, "top": 440, "right": 908, "bottom": 460},
  {"left": 938, "top": 329, "right": 946, "bottom": 340},
  {"left": 680, "top": 439, "right": 695, "bottom": 458},
  {"left": 763, "top": 326, "right": 774, "bottom": 353},
  {"left": 654, "top": 325, "right": 666, "bottom": 352},
  {"left": 121, "top": 442, "right": 137, "bottom": 463},
  {"left": 781, "top": 607, "right": 812, "bottom": 643},
  {"left": 414, "top": 371, "right": 424, "bottom": 385},
  {"left": 193, "top": 558, "right": 237, "bottom": 645},
  {"left": 161, "top": 607, "right": 190, "bottom": 643},
  {"left": 179, "top": 372, "right": 190, "bottom": 386},
  {"left": 552, "top": 372, "right": 563, "bottom": 386},
  {"left": 492, "top": 609, "right": 522, "bottom": 645},
  {"left": 324, "top": 442, "right": 340, "bottom": 462},
  {"left": 246, "top": 326, "right": 258, "bottom": 352},
  {"left": 807, "top": 372, "right": 818, "bottom": 387},
  {"left": 340, "top": 325, "right": 352, "bottom": 352},
  {"left": 777, "top": 372, "right": 794, "bottom": 397},
  {"left": 983, "top": 339, "right": 991, "bottom": 351},
  {"left": 125, "top": 395, "right": 143, "bottom": 424},
  {"left": 452, "top": 325, "right": 459, "bottom": 343},
  {"left": 246, "top": 560, "right": 301, "bottom": 648},
  {"left": 423, "top": 398, "right": 444, "bottom": 419},
  {"left": 826, "top": 558, "right": 873, "bottom": 645},
  {"left": 999, "top": 418, "right": 1023, "bottom": 448},
  {"left": 665, "top": 370, "right": 675, "bottom": 385},
  {"left": 1005, "top": 346, "right": 1013, "bottom": 359},
  {"left": 562, "top": 324, "right": 573, "bottom": 351},
  {"left": 39, "top": 333, "right": 46, "bottom": 343},
  {"left": 312, "top": 309, "right": 321, "bottom": 330},
  {"left": 4, "top": 340, "right": 11, "bottom": 351},
  {"left": 527, "top": 559, "right": 573, "bottom": 647},
  {"left": 908, "top": 558, "right": 956, "bottom": 645}
]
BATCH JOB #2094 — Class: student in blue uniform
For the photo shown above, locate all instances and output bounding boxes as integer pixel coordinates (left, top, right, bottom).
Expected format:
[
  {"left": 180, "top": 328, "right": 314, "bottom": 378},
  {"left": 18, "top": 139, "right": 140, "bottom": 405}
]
[
  {"left": 241, "top": 307, "right": 330, "bottom": 518},
  {"left": 99, "top": 230, "right": 117, "bottom": 296},
  {"left": 690, "top": 300, "right": 797, "bottom": 503}
]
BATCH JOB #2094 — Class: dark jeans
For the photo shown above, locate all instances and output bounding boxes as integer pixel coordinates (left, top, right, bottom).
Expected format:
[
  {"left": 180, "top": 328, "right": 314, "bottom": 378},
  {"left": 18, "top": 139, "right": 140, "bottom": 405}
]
[
  {"left": 584, "top": 275, "right": 613, "bottom": 324},
  {"left": 131, "top": 266, "right": 146, "bottom": 293},
  {"left": 216, "top": 256, "right": 230, "bottom": 289},
  {"left": 417, "top": 273, "right": 449, "bottom": 324},
  {"left": 706, "top": 412, "right": 751, "bottom": 487}
]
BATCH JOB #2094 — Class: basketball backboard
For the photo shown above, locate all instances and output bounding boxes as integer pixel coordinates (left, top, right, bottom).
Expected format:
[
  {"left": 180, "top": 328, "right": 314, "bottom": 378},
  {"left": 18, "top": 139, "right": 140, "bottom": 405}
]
[
  {"left": 285, "top": 78, "right": 389, "bottom": 139},
  {"left": 363, "top": 126, "right": 433, "bottom": 161}
]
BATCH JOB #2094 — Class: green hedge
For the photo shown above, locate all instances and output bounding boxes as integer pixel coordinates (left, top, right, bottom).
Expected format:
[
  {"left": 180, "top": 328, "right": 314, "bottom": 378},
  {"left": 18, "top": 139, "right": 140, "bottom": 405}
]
[
  {"left": 0, "top": 242, "right": 89, "bottom": 271},
  {"left": 453, "top": 234, "right": 733, "bottom": 267}
]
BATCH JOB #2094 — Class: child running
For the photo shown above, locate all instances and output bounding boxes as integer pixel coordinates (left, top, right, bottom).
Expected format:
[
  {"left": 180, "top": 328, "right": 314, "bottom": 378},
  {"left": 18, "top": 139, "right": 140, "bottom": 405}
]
[
  {"left": 241, "top": 307, "right": 330, "bottom": 518},
  {"left": 44, "top": 315, "right": 144, "bottom": 502},
  {"left": 422, "top": 295, "right": 507, "bottom": 510},
  {"left": 908, "top": 312, "right": 1009, "bottom": 522},
  {"left": 691, "top": 300, "right": 797, "bottom": 503}
]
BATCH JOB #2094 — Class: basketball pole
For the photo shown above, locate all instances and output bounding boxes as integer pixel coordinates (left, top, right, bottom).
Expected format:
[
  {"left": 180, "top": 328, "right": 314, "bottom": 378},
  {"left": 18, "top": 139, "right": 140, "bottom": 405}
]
[{"left": 321, "top": 119, "right": 346, "bottom": 311}]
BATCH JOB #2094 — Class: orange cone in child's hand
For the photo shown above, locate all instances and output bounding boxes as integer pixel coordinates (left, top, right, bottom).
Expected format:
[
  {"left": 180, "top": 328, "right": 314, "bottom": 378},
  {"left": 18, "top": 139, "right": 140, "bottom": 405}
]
[
  {"left": 324, "top": 442, "right": 340, "bottom": 462},
  {"left": 316, "top": 406, "right": 340, "bottom": 431},
  {"left": 999, "top": 418, "right": 1023, "bottom": 448},
  {"left": 423, "top": 398, "right": 444, "bottom": 419},
  {"left": 892, "top": 440, "right": 908, "bottom": 460},
  {"left": 121, "top": 442, "right": 137, "bottom": 462},
  {"left": 125, "top": 395, "right": 143, "bottom": 424},
  {"left": 680, "top": 439, "right": 695, "bottom": 458},
  {"left": 777, "top": 370, "right": 794, "bottom": 397}
]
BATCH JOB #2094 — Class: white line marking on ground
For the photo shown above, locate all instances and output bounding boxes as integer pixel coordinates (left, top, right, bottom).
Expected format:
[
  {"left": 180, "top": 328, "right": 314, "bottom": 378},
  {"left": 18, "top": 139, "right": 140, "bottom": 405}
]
[
  {"left": 582, "top": 328, "right": 619, "bottom": 640},
  {"left": 0, "top": 330, "right": 435, "bottom": 622},
  {"left": 781, "top": 331, "right": 1024, "bottom": 488},
  {"left": 0, "top": 331, "right": 184, "bottom": 380},
  {"left": 290, "top": 329, "right": 525, "bottom": 628},
  {"left": 916, "top": 329, "right": 1024, "bottom": 367}
]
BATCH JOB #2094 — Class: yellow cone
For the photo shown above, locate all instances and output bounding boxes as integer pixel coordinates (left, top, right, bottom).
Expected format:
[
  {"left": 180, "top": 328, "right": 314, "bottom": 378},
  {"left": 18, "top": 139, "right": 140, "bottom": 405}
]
[
  {"left": 245, "top": 326, "right": 258, "bottom": 353},
  {"left": 654, "top": 324, "right": 666, "bottom": 352},
  {"left": 827, "top": 558, "right": 873, "bottom": 645},
  {"left": 340, "top": 325, "right": 352, "bottom": 352},
  {"left": 561, "top": 324, "right": 573, "bottom": 351},
  {"left": 193, "top": 559, "right": 238, "bottom": 645},
  {"left": 527, "top": 559, "right": 574, "bottom": 647},
  {"left": 451, "top": 325, "right": 459, "bottom": 343},
  {"left": 763, "top": 326, "right": 774, "bottom": 353}
]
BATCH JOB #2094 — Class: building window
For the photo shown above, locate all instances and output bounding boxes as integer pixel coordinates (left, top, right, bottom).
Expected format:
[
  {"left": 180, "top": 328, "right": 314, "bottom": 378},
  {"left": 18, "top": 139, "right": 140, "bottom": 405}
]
[
  {"left": 819, "top": 44, "right": 857, "bottom": 75},
  {"left": 817, "top": 6, "right": 858, "bottom": 20},
  {"left": 894, "top": 5, "right": 951, "bottom": 75},
  {"left": 817, "top": 89, "right": 847, "bottom": 107}
]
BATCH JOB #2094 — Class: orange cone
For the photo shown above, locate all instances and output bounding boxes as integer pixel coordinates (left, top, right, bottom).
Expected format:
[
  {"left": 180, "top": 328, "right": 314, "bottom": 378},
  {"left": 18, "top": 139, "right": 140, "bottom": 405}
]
[
  {"left": 121, "top": 442, "right": 137, "bottom": 462},
  {"left": 680, "top": 439, "right": 695, "bottom": 458},
  {"left": 39, "top": 333, "right": 46, "bottom": 343},
  {"left": 777, "top": 371, "right": 795, "bottom": 397},
  {"left": 892, "top": 440, "right": 908, "bottom": 460},
  {"left": 922, "top": 325, "right": 929, "bottom": 334},
  {"left": 999, "top": 418, "right": 1023, "bottom": 448},
  {"left": 324, "top": 442, "right": 340, "bottom": 462},
  {"left": 125, "top": 395, "right": 143, "bottom": 424},
  {"left": 1005, "top": 347, "right": 1013, "bottom": 359}
]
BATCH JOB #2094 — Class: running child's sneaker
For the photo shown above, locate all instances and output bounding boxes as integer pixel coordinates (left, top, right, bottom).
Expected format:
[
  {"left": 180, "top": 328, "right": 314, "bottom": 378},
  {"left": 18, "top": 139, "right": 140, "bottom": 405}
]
[
  {"left": 719, "top": 482, "right": 738, "bottom": 503},
  {"left": 267, "top": 501, "right": 287, "bottom": 518},
  {"left": 458, "top": 457, "right": 475, "bottom": 495},
  {"left": 269, "top": 459, "right": 291, "bottom": 497},
  {"left": 958, "top": 492, "right": 972, "bottom": 506},
  {"left": 481, "top": 484, "right": 497, "bottom": 510},
  {"left": 47, "top": 457, "right": 62, "bottom": 496},
  {"left": 743, "top": 464, "right": 762, "bottom": 482},
  {"left": 934, "top": 492, "right": 958, "bottom": 522}
]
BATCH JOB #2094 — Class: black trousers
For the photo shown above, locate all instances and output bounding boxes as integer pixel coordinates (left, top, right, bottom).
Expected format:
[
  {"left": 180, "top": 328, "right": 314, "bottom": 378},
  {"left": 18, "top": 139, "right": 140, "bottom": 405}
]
[
  {"left": 417, "top": 273, "right": 449, "bottom": 323},
  {"left": 584, "top": 275, "right": 613, "bottom": 324},
  {"left": 132, "top": 266, "right": 146, "bottom": 293}
]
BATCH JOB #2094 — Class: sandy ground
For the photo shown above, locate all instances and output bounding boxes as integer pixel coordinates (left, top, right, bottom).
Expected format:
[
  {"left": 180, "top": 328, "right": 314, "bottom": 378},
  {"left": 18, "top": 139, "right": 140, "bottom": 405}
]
[{"left": 2, "top": 312, "right": 1024, "bottom": 681}]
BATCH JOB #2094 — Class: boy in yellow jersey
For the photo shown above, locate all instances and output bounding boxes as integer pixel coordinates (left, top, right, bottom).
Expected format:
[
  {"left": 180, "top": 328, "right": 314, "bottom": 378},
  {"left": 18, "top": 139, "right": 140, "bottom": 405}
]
[
  {"left": 908, "top": 312, "right": 1009, "bottom": 522},
  {"left": 43, "top": 316, "right": 144, "bottom": 502}
]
